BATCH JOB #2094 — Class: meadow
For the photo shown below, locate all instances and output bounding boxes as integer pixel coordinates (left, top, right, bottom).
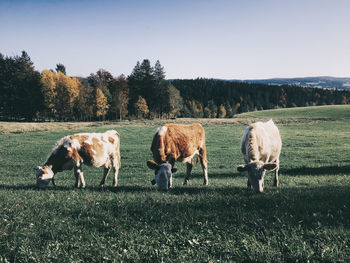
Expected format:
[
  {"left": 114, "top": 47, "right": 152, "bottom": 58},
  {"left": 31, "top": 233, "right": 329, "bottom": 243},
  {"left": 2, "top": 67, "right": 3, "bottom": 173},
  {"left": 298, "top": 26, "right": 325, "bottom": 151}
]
[{"left": 1, "top": 105, "right": 350, "bottom": 262}]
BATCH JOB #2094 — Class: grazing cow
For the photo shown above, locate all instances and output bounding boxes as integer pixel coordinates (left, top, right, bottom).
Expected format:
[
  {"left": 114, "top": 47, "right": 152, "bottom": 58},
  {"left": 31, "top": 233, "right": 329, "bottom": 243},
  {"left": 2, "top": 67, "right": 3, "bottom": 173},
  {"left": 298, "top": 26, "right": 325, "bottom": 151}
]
[
  {"left": 147, "top": 123, "right": 208, "bottom": 190},
  {"left": 36, "top": 130, "right": 121, "bottom": 188},
  {"left": 237, "top": 120, "right": 282, "bottom": 193}
]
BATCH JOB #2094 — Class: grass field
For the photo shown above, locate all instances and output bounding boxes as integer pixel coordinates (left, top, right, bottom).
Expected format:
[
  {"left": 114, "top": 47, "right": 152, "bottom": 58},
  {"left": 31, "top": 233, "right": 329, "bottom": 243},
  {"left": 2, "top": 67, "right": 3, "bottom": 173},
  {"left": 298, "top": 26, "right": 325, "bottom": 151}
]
[{"left": 1, "top": 106, "right": 350, "bottom": 262}]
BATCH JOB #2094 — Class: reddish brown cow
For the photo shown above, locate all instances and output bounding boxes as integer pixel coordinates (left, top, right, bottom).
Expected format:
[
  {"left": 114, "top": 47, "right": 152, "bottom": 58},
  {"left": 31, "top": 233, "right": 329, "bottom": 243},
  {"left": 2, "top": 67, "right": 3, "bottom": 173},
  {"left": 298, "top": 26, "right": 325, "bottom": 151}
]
[{"left": 147, "top": 123, "right": 208, "bottom": 190}]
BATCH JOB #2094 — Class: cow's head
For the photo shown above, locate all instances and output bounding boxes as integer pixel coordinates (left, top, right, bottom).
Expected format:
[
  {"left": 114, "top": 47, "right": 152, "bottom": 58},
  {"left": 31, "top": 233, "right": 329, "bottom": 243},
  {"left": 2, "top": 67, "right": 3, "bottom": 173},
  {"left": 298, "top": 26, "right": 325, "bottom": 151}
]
[
  {"left": 36, "top": 165, "right": 54, "bottom": 188},
  {"left": 237, "top": 161, "right": 277, "bottom": 193},
  {"left": 147, "top": 160, "right": 177, "bottom": 191}
]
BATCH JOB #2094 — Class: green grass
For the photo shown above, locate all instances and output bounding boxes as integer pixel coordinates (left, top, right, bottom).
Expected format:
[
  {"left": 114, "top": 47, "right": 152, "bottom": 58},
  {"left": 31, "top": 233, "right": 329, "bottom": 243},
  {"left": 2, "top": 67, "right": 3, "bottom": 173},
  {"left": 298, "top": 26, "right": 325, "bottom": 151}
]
[
  {"left": 1, "top": 106, "right": 350, "bottom": 262},
  {"left": 237, "top": 104, "right": 350, "bottom": 119}
]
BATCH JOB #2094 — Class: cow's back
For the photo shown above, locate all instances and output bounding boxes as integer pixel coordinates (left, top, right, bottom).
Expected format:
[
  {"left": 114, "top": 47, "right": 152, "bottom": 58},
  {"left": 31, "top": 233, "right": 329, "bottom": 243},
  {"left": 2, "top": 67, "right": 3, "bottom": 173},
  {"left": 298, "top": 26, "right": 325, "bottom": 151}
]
[
  {"left": 151, "top": 123, "right": 205, "bottom": 163},
  {"left": 241, "top": 120, "right": 281, "bottom": 163}
]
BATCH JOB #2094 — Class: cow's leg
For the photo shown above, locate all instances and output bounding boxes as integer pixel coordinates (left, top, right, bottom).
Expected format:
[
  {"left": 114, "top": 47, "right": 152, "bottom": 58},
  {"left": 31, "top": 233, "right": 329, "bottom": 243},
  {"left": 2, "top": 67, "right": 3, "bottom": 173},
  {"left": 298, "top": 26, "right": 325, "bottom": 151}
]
[
  {"left": 199, "top": 156, "right": 208, "bottom": 186},
  {"left": 247, "top": 179, "right": 251, "bottom": 188},
  {"left": 52, "top": 176, "right": 56, "bottom": 186},
  {"left": 273, "top": 162, "right": 279, "bottom": 187},
  {"left": 169, "top": 175, "right": 173, "bottom": 188},
  {"left": 199, "top": 146, "right": 208, "bottom": 185},
  {"left": 100, "top": 166, "right": 111, "bottom": 187},
  {"left": 74, "top": 165, "right": 85, "bottom": 188},
  {"left": 184, "top": 162, "right": 193, "bottom": 185},
  {"left": 112, "top": 158, "right": 120, "bottom": 187}
]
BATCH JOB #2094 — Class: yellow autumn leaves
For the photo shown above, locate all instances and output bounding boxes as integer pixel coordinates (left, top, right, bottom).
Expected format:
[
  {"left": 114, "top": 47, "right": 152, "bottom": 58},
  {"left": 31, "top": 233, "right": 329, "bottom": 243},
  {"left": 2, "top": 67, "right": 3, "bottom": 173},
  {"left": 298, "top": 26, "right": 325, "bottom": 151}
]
[{"left": 41, "top": 70, "right": 109, "bottom": 120}]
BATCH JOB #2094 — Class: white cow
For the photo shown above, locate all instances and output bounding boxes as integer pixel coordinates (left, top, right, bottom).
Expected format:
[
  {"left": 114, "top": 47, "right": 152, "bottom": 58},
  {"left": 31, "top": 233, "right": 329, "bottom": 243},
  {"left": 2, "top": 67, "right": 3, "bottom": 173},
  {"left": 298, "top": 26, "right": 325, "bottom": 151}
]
[
  {"left": 36, "top": 130, "right": 121, "bottom": 188},
  {"left": 237, "top": 120, "right": 282, "bottom": 193}
]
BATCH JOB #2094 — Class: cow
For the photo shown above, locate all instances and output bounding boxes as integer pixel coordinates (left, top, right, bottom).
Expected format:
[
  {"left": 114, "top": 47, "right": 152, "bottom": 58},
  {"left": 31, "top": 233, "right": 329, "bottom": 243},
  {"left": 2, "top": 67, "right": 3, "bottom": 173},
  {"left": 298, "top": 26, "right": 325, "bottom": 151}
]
[
  {"left": 146, "top": 123, "right": 208, "bottom": 190},
  {"left": 237, "top": 119, "right": 282, "bottom": 193},
  {"left": 36, "top": 130, "right": 121, "bottom": 189}
]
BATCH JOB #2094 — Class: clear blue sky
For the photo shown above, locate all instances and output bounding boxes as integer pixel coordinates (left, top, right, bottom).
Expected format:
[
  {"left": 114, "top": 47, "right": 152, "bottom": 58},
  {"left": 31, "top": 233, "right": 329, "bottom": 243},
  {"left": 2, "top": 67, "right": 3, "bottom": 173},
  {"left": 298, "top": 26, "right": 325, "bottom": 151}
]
[{"left": 1, "top": 0, "right": 349, "bottom": 79}]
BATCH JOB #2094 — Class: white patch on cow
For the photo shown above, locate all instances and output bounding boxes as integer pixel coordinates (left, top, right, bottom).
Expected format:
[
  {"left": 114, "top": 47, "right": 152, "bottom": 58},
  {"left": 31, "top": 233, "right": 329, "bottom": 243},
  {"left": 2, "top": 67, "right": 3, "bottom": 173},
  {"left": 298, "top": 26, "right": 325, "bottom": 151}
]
[
  {"left": 52, "top": 136, "right": 70, "bottom": 154},
  {"left": 71, "top": 139, "right": 81, "bottom": 150},
  {"left": 84, "top": 136, "right": 94, "bottom": 145},
  {"left": 157, "top": 126, "right": 167, "bottom": 136},
  {"left": 183, "top": 149, "right": 199, "bottom": 163}
]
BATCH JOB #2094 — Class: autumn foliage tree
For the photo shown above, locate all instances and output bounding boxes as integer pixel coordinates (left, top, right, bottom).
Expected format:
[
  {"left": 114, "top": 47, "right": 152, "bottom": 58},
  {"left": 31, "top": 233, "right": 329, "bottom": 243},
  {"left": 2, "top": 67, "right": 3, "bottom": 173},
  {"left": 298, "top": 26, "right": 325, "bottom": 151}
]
[
  {"left": 134, "top": 96, "right": 149, "bottom": 118},
  {"left": 95, "top": 88, "right": 109, "bottom": 120},
  {"left": 40, "top": 70, "right": 80, "bottom": 120}
]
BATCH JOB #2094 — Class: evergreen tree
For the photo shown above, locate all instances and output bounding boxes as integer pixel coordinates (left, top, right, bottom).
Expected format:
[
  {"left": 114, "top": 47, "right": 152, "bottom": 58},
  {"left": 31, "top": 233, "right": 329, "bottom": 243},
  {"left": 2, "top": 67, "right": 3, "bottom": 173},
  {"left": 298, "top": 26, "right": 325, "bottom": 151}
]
[
  {"left": 55, "top": 63, "right": 66, "bottom": 75},
  {"left": 0, "top": 51, "right": 43, "bottom": 120},
  {"left": 153, "top": 60, "right": 166, "bottom": 82}
]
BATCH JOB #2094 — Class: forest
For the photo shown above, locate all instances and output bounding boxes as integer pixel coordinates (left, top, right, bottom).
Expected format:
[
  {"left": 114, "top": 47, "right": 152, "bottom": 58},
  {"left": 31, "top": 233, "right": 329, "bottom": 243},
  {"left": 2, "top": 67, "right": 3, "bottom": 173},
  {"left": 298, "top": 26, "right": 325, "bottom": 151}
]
[{"left": 1, "top": 51, "right": 350, "bottom": 121}]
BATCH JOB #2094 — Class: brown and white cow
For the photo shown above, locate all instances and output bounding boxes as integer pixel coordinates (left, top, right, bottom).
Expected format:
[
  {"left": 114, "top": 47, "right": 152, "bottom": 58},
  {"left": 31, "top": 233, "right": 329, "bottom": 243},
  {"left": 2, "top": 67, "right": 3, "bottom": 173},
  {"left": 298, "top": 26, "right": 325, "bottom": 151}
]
[
  {"left": 36, "top": 130, "right": 121, "bottom": 188},
  {"left": 147, "top": 123, "right": 208, "bottom": 190},
  {"left": 237, "top": 120, "right": 282, "bottom": 193}
]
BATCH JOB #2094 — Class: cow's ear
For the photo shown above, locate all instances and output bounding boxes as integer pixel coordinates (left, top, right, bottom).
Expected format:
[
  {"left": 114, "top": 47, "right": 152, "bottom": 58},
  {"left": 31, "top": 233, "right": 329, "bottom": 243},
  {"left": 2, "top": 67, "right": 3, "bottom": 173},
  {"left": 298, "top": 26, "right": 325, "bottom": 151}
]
[
  {"left": 171, "top": 167, "right": 178, "bottom": 173},
  {"left": 263, "top": 163, "right": 277, "bottom": 171},
  {"left": 147, "top": 160, "right": 159, "bottom": 170},
  {"left": 237, "top": 165, "right": 248, "bottom": 172}
]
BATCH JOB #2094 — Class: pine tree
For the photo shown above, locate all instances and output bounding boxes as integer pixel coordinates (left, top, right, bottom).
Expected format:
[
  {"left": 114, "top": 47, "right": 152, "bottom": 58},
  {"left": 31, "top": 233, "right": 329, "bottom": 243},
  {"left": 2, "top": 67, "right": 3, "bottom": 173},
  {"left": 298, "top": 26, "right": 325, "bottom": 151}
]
[
  {"left": 55, "top": 63, "right": 66, "bottom": 75},
  {"left": 0, "top": 51, "right": 43, "bottom": 120},
  {"left": 153, "top": 60, "right": 166, "bottom": 82}
]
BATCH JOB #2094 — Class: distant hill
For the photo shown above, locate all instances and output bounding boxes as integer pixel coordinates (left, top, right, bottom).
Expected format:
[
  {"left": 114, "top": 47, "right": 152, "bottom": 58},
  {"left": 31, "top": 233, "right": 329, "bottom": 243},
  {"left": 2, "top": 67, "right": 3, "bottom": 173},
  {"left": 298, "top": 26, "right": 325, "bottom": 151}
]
[{"left": 227, "top": 76, "right": 350, "bottom": 90}]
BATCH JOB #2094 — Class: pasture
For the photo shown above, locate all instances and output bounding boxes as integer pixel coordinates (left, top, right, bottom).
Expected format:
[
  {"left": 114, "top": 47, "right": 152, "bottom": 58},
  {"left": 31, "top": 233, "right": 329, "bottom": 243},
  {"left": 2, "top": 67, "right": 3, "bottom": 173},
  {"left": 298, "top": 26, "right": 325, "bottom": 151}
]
[{"left": 1, "top": 105, "right": 350, "bottom": 262}]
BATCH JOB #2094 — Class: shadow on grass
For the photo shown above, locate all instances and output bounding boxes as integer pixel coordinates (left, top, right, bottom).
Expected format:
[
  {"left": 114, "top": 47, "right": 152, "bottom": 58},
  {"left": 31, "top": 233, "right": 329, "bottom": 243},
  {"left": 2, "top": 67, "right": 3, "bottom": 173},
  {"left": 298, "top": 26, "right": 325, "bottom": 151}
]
[
  {"left": 281, "top": 165, "right": 350, "bottom": 176},
  {"left": 0, "top": 183, "right": 242, "bottom": 195},
  {"left": 0, "top": 183, "right": 156, "bottom": 192},
  {"left": 69, "top": 185, "right": 350, "bottom": 235},
  {"left": 175, "top": 171, "right": 244, "bottom": 179}
]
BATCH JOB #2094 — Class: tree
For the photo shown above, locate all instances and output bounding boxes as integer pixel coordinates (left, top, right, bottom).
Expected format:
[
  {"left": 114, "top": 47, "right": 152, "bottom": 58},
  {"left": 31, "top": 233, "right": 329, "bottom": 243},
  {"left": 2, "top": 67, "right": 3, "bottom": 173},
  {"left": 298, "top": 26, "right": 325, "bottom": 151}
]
[
  {"left": 218, "top": 104, "right": 227, "bottom": 118},
  {"left": 41, "top": 70, "right": 58, "bottom": 118},
  {"left": 55, "top": 63, "right": 66, "bottom": 75},
  {"left": 162, "top": 83, "right": 183, "bottom": 118},
  {"left": 75, "top": 83, "right": 94, "bottom": 121},
  {"left": 134, "top": 96, "right": 149, "bottom": 118},
  {"left": 153, "top": 60, "right": 166, "bottom": 82},
  {"left": 88, "top": 69, "right": 114, "bottom": 110},
  {"left": 95, "top": 88, "right": 109, "bottom": 120},
  {"left": 0, "top": 51, "right": 43, "bottom": 120},
  {"left": 128, "top": 59, "right": 168, "bottom": 116},
  {"left": 40, "top": 70, "right": 81, "bottom": 120},
  {"left": 111, "top": 75, "right": 129, "bottom": 120}
]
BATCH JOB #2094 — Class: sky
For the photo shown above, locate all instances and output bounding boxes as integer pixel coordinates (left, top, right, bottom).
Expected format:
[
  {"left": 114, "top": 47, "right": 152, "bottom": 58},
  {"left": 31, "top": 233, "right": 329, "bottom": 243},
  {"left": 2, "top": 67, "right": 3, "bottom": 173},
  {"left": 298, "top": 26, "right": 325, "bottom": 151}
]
[{"left": 1, "top": 0, "right": 350, "bottom": 79}]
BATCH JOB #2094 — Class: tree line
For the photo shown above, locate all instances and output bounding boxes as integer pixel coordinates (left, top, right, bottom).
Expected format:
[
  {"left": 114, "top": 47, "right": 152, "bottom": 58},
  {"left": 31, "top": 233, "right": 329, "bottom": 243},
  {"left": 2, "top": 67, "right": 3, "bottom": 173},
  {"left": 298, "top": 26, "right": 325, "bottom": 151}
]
[{"left": 1, "top": 51, "right": 350, "bottom": 121}]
